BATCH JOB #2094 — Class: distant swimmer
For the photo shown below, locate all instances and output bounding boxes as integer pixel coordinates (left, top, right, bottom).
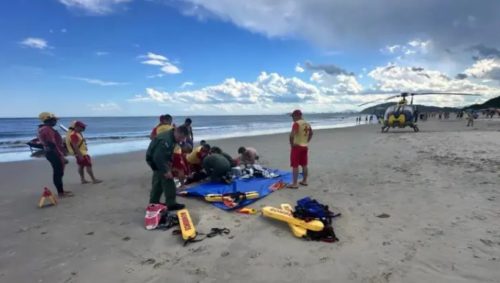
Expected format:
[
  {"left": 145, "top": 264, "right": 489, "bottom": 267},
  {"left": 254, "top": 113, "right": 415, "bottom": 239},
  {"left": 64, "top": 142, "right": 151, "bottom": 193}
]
[
  {"left": 287, "top": 109, "right": 313, "bottom": 189},
  {"left": 37, "top": 112, "right": 73, "bottom": 198},
  {"left": 237, "top": 146, "right": 259, "bottom": 165},
  {"left": 150, "top": 114, "right": 174, "bottom": 140},
  {"left": 66, "top": 121, "right": 102, "bottom": 184}
]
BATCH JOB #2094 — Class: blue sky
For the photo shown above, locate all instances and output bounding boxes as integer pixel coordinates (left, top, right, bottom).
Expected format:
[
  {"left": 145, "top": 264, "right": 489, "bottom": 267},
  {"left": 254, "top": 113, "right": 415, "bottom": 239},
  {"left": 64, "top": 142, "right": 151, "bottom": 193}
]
[{"left": 1, "top": 0, "right": 499, "bottom": 117}]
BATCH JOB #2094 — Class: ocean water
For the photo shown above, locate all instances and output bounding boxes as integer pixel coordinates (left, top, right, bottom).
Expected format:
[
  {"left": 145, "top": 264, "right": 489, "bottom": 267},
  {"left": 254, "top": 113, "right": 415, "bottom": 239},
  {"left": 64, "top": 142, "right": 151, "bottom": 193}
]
[{"left": 0, "top": 114, "right": 361, "bottom": 162}]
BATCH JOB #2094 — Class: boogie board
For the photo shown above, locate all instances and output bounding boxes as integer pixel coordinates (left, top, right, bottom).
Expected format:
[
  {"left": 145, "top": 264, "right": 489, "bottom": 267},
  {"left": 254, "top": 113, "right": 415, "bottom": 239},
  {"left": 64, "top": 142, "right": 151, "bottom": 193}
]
[
  {"left": 261, "top": 206, "right": 324, "bottom": 232},
  {"left": 280, "top": 203, "right": 307, "bottom": 238},
  {"left": 177, "top": 209, "right": 196, "bottom": 241}
]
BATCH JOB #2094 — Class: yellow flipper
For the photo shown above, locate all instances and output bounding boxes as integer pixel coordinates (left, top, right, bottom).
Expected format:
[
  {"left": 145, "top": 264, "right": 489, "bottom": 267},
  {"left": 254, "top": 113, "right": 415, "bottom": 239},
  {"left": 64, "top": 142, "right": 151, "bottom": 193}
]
[
  {"left": 280, "top": 204, "right": 307, "bottom": 238},
  {"left": 261, "top": 206, "right": 324, "bottom": 232},
  {"left": 177, "top": 209, "right": 196, "bottom": 241},
  {"left": 205, "top": 191, "right": 259, "bottom": 202}
]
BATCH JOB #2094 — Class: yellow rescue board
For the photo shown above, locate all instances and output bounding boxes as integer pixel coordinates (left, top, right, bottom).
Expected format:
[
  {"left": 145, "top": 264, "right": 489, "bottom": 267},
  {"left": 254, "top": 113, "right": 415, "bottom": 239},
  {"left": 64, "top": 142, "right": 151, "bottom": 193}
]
[
  {"left": 261, "top": 206, "right": 324, "bottom": 232},
  {"left": 205, "top": 191, "right": 259, "bottom": 202},
  {"left": 280, "top": 203, "right": 308, "bottom": 238},
  {"left": 177, "top": 209, "right": 196, "bottom": 241}
]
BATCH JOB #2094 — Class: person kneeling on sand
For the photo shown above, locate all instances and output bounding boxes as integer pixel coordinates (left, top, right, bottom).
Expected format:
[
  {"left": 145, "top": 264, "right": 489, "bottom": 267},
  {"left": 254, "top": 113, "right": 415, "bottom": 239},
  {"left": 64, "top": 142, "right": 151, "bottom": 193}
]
[
  {"left": 237, "top": 146, "right": 259, "bottom": 165},
  {"left": 66, "top": 121, "right": 102, "bottom": 184},
  {"left": 288, "top": 109, "right": 313, "bottom": 189},
  {"left": 186, "top": 142, "right": 211, "bottom": 173},
  {"left": 211, "top": 146, "right": 237, "bottom": 167},
  {"left": 203, "top": 153, "right": 232, "bottom": 184},
  {"left": 146, "top": 126, "right": 189, "bottom": 210}
]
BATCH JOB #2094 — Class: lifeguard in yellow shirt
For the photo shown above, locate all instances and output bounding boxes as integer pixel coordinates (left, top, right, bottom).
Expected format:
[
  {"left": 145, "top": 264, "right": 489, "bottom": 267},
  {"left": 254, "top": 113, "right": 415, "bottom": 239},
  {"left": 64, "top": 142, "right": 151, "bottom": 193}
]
[
  {"left": 288, "top": 109, "right": 313, "bottom": 189},
  {"left": 186, "top": 142, "right": 211, "bottom": 173},
  {"left": 150, "top": 114, "right": 174, "bottom": 140}
]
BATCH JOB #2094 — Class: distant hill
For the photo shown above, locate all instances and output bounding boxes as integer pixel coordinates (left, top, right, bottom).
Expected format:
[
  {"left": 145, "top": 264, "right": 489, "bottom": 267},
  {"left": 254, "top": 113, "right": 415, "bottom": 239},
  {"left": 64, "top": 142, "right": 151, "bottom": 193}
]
[
  {"left": 360, "top": 103, "right": 459, "bottom": 115},
  {"left": 464, "top": 95, "right": 500, "bottom": 110},
  {"left": 360, "top": 95, "right": 500, "bottom": 114}
]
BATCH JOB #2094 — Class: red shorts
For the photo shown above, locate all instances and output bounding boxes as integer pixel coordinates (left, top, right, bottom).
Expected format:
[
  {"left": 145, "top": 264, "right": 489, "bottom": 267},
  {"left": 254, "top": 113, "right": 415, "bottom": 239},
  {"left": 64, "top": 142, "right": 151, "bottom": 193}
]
[
  {"left": 290, "top": 146, "right": 308, "bottom": 167},
  {"left": 172, "top": 154, "right": 188, "bottom": 175},
  {"left": 77, "top": 155, "right": 92, "bottom": 167}
]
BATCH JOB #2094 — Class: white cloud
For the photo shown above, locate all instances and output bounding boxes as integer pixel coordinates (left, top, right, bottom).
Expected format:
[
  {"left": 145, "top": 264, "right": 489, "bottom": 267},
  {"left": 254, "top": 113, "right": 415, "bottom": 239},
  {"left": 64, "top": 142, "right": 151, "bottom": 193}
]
[
  {"left": 140, "top": 52, "right": 182, "bottom": 75},
  {"left": 180, "top": 81, "right": 194, "bottom": 88},
  {"left": 295, "top": 64, "right": 305, "bottom": 73},
  {"left": 128, "top": 59, "right": 500, "bottom": 113},
  {"left": 367, "top": 63, "right": 498, "bottom": 106},
  {"left": 95, "top": 51, "right": 109, "bottom": 56},
  {"left": 58, "top": 0, "right": 132, "bottom": 15},
  {"left": 382, "top": 39, "right": 432, "bottom": 57},
  {"left": 20, "top": 38, "right": 49, "bottom": 49},
  {"left": 463, "top": 58, "right": 500, "bottom": 80},
  {"left": 66, "top": 76, "right": 127, "bottom": 86},
  {"left": 89, "top": 102, "right": 121, "bottom": 112},
  {"left": 382, "top": 45, "right": 401, "bottom": 54}
]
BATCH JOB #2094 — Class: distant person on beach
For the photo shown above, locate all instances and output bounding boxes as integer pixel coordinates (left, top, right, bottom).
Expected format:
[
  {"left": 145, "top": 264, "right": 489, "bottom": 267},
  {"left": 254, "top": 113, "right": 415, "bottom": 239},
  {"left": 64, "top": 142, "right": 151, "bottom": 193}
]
[
  {"left": 466, "top": 112, "right": 474, "bottom": 127},
  {"left": 237, "top": 146, "right": 259, "bottom": 165},
  {"left": 288, "top": 109, "right": 313, "bottom": 189},
  {"left": 150, "top": 114, "right": 174, "bottom": 140},
  {"left": 365, "top": 116, "right": 368, "bottom": 123},
  {"left": 146, "top": 126, "right": 189, "bottom": 210},
  {"left": 37, "top": 112, "right": 73, "bottom": 198},
  {"left": 182, "top": 118, "right": 194, "bottom": 146},
  {"left": 66, "top": 121, "right": 102, "bottom": 184},
  {"left": 186, "top": 143, "right": 211, "bottom": 173}
]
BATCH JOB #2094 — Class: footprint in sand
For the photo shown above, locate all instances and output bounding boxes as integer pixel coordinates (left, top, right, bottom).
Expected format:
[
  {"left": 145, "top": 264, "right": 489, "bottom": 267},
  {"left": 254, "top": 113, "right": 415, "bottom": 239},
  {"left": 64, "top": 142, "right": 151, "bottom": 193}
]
[
  {"left": 141, "top": 258, "right": 156, "bottom": 265},
  {"left": 376, "top": 213, "right": 390, "bottom": 218}
]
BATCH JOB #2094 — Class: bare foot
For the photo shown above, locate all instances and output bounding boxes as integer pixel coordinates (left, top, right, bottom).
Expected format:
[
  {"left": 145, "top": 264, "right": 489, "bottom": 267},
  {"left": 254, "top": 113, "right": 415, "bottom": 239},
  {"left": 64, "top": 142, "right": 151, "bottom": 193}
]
[
  {"left": 81, "top": 180, "right": 90, "bottom": 184},
  {"left": 287, "top": 184, "right": 299, "bottom": 189},
  {"left": 299, "top": 181, "right": 308, "bottom": 186},
  {"left": 92, "top": 179, "right": 103, "bottom": 184}
]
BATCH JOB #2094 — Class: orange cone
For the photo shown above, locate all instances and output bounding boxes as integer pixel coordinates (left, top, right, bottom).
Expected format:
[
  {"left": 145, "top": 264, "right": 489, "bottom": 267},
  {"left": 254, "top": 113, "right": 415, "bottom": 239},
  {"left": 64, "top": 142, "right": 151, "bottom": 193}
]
[{"left": 38, "top": 187, "right": 58, "bottom": 208}]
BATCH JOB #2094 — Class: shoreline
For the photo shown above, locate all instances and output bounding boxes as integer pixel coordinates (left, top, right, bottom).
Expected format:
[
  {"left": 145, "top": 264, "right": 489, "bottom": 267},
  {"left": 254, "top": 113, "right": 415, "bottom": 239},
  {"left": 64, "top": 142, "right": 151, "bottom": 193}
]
[{"left": 0, "top": 119, "right": 360, "bottom": 163}]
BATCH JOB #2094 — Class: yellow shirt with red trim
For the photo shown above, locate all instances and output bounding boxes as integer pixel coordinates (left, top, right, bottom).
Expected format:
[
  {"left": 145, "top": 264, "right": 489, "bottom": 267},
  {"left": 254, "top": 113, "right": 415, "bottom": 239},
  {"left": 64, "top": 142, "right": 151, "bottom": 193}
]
[
  {"left": 66, "top": 130, "right": 88, "bottom": 156},
  {"left": 292, "top": 119, "right": 312, "bottom": 147},
  {"left": 156, "top": 124, "right": 173, "bottom": 134},
  {"left": 186, "top": 145, "right": 204, "bottom": 165}
]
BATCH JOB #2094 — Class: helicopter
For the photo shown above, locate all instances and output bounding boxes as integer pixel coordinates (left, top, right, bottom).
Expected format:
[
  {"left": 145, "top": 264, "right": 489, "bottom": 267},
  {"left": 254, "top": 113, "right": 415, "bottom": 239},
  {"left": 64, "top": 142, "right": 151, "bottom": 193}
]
[{"left": 359, "top": 92, "right": 481, "bottom": 133}]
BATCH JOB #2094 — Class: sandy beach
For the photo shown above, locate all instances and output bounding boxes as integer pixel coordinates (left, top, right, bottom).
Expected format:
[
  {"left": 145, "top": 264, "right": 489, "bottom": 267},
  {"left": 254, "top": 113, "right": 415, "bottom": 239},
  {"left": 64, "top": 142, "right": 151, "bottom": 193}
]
[{"left": 0, "top": 118, "right": 499, "bottom": 283}]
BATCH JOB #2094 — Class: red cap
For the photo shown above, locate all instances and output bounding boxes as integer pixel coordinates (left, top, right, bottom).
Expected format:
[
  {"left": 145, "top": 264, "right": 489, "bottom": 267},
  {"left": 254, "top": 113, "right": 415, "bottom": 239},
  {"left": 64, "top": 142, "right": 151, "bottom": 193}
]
[
  {"left": 72, "top": 121, "right": 87, "bottom": 129},
  {"left": 290, "top": 109, "right": 302, "bottom": 117}
]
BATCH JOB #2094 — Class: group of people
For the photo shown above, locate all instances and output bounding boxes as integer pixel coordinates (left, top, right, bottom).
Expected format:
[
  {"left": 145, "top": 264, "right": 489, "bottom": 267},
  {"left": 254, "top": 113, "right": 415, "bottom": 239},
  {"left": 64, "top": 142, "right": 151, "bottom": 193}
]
[
  {"left": 37, "top": 112, "right": 101, "bottom": 198},
  {"left": 145, "top": 109, "right": 313, "bottom": 209},
  {"left": 36, "top": 109, "right": 313, "bottom": 211},
  {"left": 356, "top": 115, "right": 375, "bottom": 124},
  {"left": 145, "top": 114, "right": 264, "bottom": 210}
]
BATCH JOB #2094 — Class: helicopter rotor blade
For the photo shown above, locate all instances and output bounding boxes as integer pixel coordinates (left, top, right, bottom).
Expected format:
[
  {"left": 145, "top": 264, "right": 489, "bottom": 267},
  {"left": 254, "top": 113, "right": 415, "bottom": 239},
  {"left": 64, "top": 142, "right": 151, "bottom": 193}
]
[
  {"left": 410, "top": 92, "right": 482, "bottom": 96},
  {"left": 358, "top": 97, "right": 387, "bottom": 106}
]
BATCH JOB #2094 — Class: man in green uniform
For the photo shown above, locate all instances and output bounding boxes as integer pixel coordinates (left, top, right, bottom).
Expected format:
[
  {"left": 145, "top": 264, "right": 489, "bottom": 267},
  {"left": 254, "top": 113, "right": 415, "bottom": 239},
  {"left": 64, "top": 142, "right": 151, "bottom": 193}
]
[
  {"left": 146, "top": 125, "right": 189, "bottom": 210},
  {"left": 202, "top": 153, "right": 232, "bottom": 183}
]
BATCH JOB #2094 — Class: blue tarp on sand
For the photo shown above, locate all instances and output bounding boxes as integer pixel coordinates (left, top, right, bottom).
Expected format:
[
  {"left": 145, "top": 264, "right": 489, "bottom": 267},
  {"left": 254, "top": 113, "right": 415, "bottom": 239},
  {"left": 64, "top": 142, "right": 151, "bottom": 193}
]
[{"left": 178, "top": 170, "right": 292, "bottom": 210}]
